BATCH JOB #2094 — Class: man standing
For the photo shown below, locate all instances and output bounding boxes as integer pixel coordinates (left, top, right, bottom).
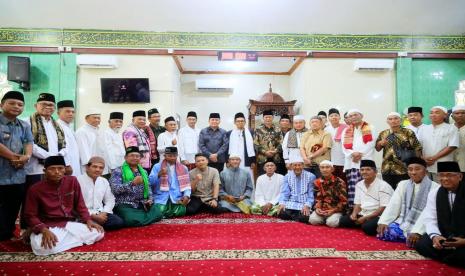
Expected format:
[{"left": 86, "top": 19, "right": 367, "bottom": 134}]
[
  {"left": 96, "top": 112, "right": 125, "bottom": 178},
  {"left": 186, "top": 153, "right": 226, "bottom": 214},
  {"left": 251, "top": 160, "right": 283, "bottom": 216},
  {"left": 24, "top": 156, "right": 104, "bottom": 256},
  {"left": 318, "top": 111, "right": 329, "bottom": 128},
  {"left": 198, "top": 113, "right": 228, "bottom": 172},
  {"left": 146, "top": 108, "right": 165, "bottom": 166},
  {"left": 157, "top": 116, "right": 178, "bottom": 163},
  {"left": 341, "top": 109, "right": 376, "bottom": 209},
  {"left": 150, "top": 147, "right": 191, "bottom": 218},
  {"left": 418, "top": 106, "right": 459, "bottom": 180},
  {"left": 375, "top": 112, "right": 422, "bottom": 189},
  {"left": 0, "top": 91, "right": 33, "bottom": 241},
  {"left": 178, "top": 111, "right": 201, "bottom": 171},
  {"left": 56, "top": 100, "right": 81, "bottom": 176},
  {"left": 415, "top": 161, "right": 465, "bottom": 268},
  {"left": 219, "top": 155, "right": 254, "bottom": 213},
  {"left": 452, "top": 105, "right": 465, "bottom": 173},
  {"left": 377, "top": 157, "right": 439, "bottom": 247},
  {"left": 309, "top": 160, "right": 348, "bottom": 227},
  {"left": 300, "top": 116, "right": 332, "bottom": 178},
  {"left": 75, "top": 108, "right": 101, "bottom": 172},
  {"left": 406, "top": 106, "right": 425, "bottom": 136},
  {"left": 254, "top": 110, "right": 283, "bottom": 175},
  {"left": 123, "top": 110, "right": 152, "bottom": 172},
  {"left": 227, "top": 112, "right": 255, "bottom": 177},
  {"left": 279, "top": 114, "right": 291, "bottom": 136},
  {"left": 78, "top": 156, "right": 124, "bottom": 230},
  {"left": 326, "top": 108, "right": 348, "bottom": 182},
  {"left": 339, "top": 160, "right": 393, "bottom": 236},
  {"left": 282, "top": 115, "right": 307, "bottom": 170}
]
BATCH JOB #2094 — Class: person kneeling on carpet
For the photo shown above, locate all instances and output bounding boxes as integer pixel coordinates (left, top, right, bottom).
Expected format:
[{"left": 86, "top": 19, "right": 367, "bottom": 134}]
[
  {"left": 414, "top": 161, "right": 465, "bottom": 268},
  {"left": 309, "top": 160, "right": 347, "bottom": 227},
  {"left": 377, "top": 157, "right": 439, "bottom": 247},
  {"left": 150, "top": 146, "right": 191, "bottom": 218},
  {"left": 218, "top": 155, "right": 254, "bottom": 213},
  {"left": 110, "top": 147, "right": 162, "bottom": 227},
  {"left": 77, "top": 156, "right": 125, "bottom": 231},
  {"left": 277, "top": 155, "right": 316, "bottom": 223},
  {"left": 250, "top": 159, "right": 283, "bottom": 216},
  {"left": 24, "top": 156, "right": 104, "bottom": 256},
  {"left": 338, "top": 160, "right": 393, "bottom": 235},
  {"left": 186, "top": 153, "right": 227, "bottom": 215}
]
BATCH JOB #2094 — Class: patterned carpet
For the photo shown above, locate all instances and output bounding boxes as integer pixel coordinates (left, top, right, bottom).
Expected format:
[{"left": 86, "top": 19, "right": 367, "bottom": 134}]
[{"left": 0, "top": 213, "right": 463, "bottom": 275}]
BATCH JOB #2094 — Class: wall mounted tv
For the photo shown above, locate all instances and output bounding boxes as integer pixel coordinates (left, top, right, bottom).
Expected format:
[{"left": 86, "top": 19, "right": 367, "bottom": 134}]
[{"left": 101, "top": 78, "right": 150, "bottom": 103}]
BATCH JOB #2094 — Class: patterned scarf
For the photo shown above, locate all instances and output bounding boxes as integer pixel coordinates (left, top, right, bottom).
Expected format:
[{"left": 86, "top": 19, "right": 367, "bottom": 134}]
[
  {"left": 398, "top": 176, "right": 432, "bottom": 234},
  {"left": 288, "top": 170, "right": 311, "bottom": 195},
  {"left": 343, "top": 121, "right": 373, "bottom": 150},
  {"left": 129, "top": 124, "right": 150, "bottom": 153},
  {"left": 30, "top": 112, "right": 66, "bottom": 151},
  {"left": 121, "top": 161, "right": 150, "bottom": 199},
  {"left": 334, "top": 124, "right": 348, "bottom": 142},
  {"left": 144, "top": 126, "right": 157, "bottom": 159},
  {"left": 287, "top": 128, "right": 308, "bottom": 148},
  {"left": 159, "top": 160, "right": 190, "bottom": 192}
]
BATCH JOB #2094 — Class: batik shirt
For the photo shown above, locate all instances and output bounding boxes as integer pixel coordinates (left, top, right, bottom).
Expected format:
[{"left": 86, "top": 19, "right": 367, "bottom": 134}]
[
  {"left": 314, "top": 175, "right": 347, "bottom": 213},
  {"left": 109, "top": 167, "right": 153, "bottom": 209},
  {"left": 253, "top": 124, "right": 283, "bottom": 164}
]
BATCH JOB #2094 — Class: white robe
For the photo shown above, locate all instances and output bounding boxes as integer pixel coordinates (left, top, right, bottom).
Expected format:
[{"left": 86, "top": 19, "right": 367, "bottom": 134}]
[
  {"left": 178, "top": 126, "right": 200, "bottom": 164},
  {"left": 57, "top": 119, "right": 81, "bottom": 176},
  {"left": 96, "top": 128, "right": 125, "bottom": 174},
  {"left": 30, "top": 222, "right": 104, "bottom": 256},
  {"left": 75, "top": 124, "right": 99, "bottom": 171},
  {"left": 77, "top": 174, "right": 116, "bottom": 215},
  {"left": 253, "top": 173, "right": 284, "bottom": 206},
  {"left": 406, "top": 123, "right": 425, "bottom": 137},
  {"left": 282, "top": 130, "right": 305, "bottom": 164},
  {"left": 157, "top": 131, "right": 178, "bottom": 162},
  {"left": 341, "top": 125, "right": 376, "bottom": 171}
]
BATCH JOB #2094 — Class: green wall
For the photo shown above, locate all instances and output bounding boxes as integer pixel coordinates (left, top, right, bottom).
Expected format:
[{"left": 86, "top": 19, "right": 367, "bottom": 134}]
[
  {"left": 0, "top": 53, "right": 77, "bottom": 119},
  {"left": 396, "top": 58, "right": 465, "bottom": 123}
]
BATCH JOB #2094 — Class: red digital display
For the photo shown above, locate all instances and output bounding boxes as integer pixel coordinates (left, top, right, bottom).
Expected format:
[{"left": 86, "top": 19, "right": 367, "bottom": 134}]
[{"left": 218, "top": 51, "right": 258, "bottom": 61}]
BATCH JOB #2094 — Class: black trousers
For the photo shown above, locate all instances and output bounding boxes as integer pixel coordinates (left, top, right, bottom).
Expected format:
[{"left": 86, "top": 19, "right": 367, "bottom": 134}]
[
  {"left": 0, "top": 183, "right": 25, "bottom": 240},
  {"left": 208, "top": 162, "right": 225, "bottom": 173},
  {"left": 186, "top": 197, "right": 228, "bottom": 215},
  {"left": 278, "top": 209, "right": 309, "bottom": 223},
  {"left": 305, "top": 165, "right": 321, "bottom": 178},
  {"left": 415, "top": 234, "right": 465, "bottom": 268},
  {"left": 20, "top": 174, "right": 43, "bottom": 229},
  {"left": 102, "top": 213, "right": 125, "bottom": 231},
  {"left": 382, "top": 173, "right": 409, "bottom": 190},
  {"left": 338, "top": 214, "right": 379, "bottom": 236}
]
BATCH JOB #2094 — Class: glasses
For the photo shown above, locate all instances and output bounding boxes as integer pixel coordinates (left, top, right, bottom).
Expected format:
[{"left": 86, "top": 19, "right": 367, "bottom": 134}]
[
  {"left": 39, "top": 102, "right": 55, "bottom": 108},
  {"left": 438, "top": 173, "right": 461, "bottom": 179}
]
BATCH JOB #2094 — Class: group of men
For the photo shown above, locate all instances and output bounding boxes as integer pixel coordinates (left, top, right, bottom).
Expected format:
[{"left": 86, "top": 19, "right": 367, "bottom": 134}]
[{"left": 0, "top": 90, "right": 464, "bottom": 268}]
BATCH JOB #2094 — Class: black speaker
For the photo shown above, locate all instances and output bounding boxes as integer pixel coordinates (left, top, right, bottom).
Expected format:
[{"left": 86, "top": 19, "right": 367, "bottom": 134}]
[{"left": 7, "top": 56, "right": 30, "bottom": 90}]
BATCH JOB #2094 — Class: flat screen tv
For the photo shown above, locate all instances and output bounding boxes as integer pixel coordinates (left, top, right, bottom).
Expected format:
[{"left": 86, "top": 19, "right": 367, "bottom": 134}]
[{"left": 100, "top": 78, "right": 150, "bottom": 103}]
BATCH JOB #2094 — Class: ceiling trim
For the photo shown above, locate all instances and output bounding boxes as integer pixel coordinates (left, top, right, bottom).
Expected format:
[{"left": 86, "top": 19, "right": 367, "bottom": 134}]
[{"left": 1, "top": 28, "right": 464, "bottom": 52}]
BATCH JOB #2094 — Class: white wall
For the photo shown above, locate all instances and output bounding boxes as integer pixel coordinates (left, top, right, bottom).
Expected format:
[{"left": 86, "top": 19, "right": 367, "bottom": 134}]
[
  {"left": 179, "top": 74, "right": 290, "bottom": 130},
  {"left": 76, "top": 55, "right": 180, "bottom": 129}
]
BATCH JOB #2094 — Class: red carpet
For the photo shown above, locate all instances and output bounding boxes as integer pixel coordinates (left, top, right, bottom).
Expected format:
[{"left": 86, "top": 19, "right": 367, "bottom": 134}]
[{"left": 1, "top": 213, "right": 463, "bottom": 275}]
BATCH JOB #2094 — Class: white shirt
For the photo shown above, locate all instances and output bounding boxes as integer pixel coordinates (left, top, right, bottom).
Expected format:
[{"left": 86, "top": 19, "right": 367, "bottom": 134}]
[
  {"left": 77, "top": 174, "right": 115, "bottom": 215},
  {"left": 326, "top": 124, "right": 346, "bottom": 166},
  {"left": 341, "top": 124, "right": 376, "bottom": 170},
  {"left": 228, "top": 128, "right": 255, "bottom": 168},
  {"left": 178, "top": 126, "right": 200, "bottom": 164},
  {"left": 26, "top": 116, "right": 68, "bottom": 175},
  {"left": 254, "top": 173, "right": 284, "bottom": 206},
  {"left": 378, "top": 179, "right": 440, "bottom": 236},
  {"left": 96, "top": 128, "right": 125, "bottom": 174},
  {"left": 406, "top": 123, "right": 426, "bottom": 137},
  {"left": 282, "top": 130, "right": 305, "bottom": 164},
  {"left": 423, "top": 185, "right": 458, "bottom": 238},
  {"left": 157, "top": 131, "right": 178, "bottom": 162},
  {"left": 57, "top": 119, "right": 81, "bottom": 176},
  {"left": 417, "top": 123, "right": 460, "bottom": 173},
  {"left": 454, "top": 125, "right": 465, "bottom": 172},
  {"left": 354, "top": 178, "right": 393, "bottom": 216},
  {"left": 75, "top": 123, "right": 99, "bottom": 167}
]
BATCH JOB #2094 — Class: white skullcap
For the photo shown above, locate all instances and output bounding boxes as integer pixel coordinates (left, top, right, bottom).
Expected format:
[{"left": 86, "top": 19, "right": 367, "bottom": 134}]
[
  {"left": 431, "top": 106, "right": 447, "bottom": 113},
  {"left": 293, "top": 115, "right": 305, "bottom": 121},
  {"left": 228, "top": 154, "right": 241, "bottom": 159},
  {"left": 452, "top": 105, "right": 465, "bottom": 112},
  {"left": 84, "top": 108, "right": 101, "bottom": 116},
  {"left": 387, "top": 112, "right": 401, "bottom": 118},
  {"left": 347, "top": 109, "right": 362, "bottom": 115},
  {"left": 289, "top": 155, "right": 304, "bottom": 164},
  {"left": 319, "top": 160, "right": 333, "bottom": 167}
]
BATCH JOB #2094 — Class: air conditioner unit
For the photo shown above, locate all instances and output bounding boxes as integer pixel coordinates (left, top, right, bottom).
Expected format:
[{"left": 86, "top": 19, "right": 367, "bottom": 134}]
[
  {"left": 194, "top": 79, "right": 234, "bottom": 92},
  {"left": 76, "top": 55, "right": 118, "bottom": 69},
  {"left": 354, "top": 59, "right": 394, "bottom": 71}
]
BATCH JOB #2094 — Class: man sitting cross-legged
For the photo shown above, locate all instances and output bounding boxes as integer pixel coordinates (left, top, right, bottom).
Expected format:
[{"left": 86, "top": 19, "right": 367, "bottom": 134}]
[
  {"left": 218, "top": 155, "right": 254, "bottom": 213},
  {"left": 186, "top": 153, "right": 228, "bottom": 215},
  {"left": 251, "top": 160, "right": 284, "bottom": 216},
  {"left": 24, "top": 156, "right": 104, "bottom": 256},
  {"left": 277, "top": 155, "right": 316, "bottom": 223},
  {"left": 77, "top": 156, "right": 125, "bottom": 231},
  {"left": 309, "top": 160, "right": 348, "bottom": 227}
]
